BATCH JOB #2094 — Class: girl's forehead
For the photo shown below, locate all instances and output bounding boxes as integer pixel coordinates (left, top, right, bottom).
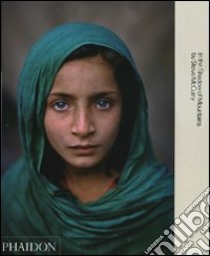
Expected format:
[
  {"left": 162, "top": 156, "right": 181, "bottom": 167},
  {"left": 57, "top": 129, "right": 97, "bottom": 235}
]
[
  {"left": 58, "top": 55, "right": 113, "bottom": 75},
  {"left": 50, "top": 56, "right": 120, "bottom": 96}
]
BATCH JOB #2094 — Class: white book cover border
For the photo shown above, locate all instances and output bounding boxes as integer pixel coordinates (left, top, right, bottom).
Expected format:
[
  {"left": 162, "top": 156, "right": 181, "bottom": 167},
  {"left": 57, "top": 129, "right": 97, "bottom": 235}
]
[{"left": 175, "top": 1, "right": 209, "bottom": 254}]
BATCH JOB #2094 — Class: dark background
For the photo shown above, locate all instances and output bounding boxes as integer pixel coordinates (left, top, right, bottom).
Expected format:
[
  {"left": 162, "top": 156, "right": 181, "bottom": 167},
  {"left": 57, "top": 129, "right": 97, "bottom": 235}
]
[{"left": 1, "top": 1, "right": 174, "bottom": 173}]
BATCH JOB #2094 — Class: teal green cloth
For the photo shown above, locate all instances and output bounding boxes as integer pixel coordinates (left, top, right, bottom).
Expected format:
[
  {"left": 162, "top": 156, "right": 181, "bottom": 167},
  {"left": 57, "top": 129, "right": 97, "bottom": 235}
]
[{"left": 1, "top": 22, "right": 174, "bottom": 255}]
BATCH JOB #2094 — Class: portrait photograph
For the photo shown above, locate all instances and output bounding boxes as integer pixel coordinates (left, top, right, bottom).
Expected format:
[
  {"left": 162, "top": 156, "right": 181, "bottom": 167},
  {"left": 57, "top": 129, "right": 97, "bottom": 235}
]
[{"left": 1, "top": 1, "right": 208, "bottom": 255}]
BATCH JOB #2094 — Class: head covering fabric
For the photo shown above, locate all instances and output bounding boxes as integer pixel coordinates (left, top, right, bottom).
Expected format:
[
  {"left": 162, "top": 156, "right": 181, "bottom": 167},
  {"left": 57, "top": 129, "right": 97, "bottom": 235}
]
[{"left": 2, "top": 22, "right": 174, "bottom": 255}]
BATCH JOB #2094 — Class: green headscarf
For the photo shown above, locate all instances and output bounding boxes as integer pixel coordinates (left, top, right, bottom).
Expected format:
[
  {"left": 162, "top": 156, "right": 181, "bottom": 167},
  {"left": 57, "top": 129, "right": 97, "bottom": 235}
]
[{"left": 1, "top": 22, "right": 174, "bottom": 255}]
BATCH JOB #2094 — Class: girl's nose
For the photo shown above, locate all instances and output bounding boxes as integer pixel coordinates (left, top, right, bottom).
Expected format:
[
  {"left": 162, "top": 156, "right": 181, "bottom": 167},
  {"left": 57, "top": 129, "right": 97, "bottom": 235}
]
[{"left": 71, "top": 109, "right": 95, "bottom": 137}]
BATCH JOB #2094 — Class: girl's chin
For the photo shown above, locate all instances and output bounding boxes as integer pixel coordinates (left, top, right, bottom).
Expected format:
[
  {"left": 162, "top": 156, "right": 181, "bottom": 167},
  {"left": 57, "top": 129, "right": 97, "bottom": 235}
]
[
  {"left": 64, "top": 159, "right": 103, "bottom": 171},
  {"left": 62, "top": 153, "right": 109, "bottom": 171}
]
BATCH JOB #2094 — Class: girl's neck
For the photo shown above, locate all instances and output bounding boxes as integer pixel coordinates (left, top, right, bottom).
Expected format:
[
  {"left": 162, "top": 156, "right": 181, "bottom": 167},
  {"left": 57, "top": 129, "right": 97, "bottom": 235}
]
[{"left": 61, "top": 165, "right": 118, "bottom": 203}]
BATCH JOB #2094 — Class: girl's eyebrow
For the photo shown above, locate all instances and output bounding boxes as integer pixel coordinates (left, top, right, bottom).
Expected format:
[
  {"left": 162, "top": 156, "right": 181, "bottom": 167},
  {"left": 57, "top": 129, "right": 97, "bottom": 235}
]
[{"left": 48, "top": 91, "right": 120, "bottom": 99}]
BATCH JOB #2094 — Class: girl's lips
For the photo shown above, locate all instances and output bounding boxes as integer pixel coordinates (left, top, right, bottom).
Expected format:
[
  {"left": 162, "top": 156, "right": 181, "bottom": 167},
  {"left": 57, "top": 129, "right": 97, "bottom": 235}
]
[
  {"left": 70, "top": 145, "right": 98, "bottom": 149},
  {"left": 69, "top": 145, "right": 99, "bottom": 155}
]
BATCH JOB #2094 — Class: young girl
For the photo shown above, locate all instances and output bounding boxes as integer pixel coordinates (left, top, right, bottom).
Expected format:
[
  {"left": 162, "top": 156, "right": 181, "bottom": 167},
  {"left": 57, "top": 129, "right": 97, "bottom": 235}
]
[{"left": 2, "top": 22, "right": 174, "bottom": 255}]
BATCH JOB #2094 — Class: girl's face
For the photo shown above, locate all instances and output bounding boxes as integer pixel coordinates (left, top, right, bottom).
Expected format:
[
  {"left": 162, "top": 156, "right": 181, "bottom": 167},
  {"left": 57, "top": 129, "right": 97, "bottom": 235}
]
[{"left": 44, "top": 55, "right": 122, "bottom": 170}]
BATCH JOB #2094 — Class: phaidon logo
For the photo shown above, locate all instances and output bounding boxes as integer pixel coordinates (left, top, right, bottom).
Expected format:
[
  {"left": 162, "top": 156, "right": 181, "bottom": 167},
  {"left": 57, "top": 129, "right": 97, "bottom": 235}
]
[{"left": 1, "top": 236, "right": 61, "bottom": 255}]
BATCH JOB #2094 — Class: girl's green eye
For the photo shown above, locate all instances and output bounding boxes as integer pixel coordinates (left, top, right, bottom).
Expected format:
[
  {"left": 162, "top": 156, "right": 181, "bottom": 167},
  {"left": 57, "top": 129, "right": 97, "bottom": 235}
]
[{"left": 96, "top": 100, "right": 111, "bottom": 109}]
